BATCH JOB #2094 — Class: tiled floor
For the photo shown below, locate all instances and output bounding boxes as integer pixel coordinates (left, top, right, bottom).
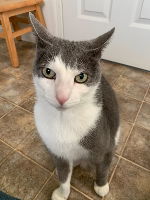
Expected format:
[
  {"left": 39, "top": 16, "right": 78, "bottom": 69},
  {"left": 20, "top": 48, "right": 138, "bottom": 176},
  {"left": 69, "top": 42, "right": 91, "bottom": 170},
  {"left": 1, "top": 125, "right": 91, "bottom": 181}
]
[{"left": 0, "top": 39, "right": 150, "bottom": 200}]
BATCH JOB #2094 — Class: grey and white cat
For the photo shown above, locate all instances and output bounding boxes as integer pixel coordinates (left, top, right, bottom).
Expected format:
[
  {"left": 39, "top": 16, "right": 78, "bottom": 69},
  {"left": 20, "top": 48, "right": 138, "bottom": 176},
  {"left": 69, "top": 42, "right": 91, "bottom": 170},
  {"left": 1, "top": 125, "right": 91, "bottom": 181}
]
[{"left": 29, "top": 13, "right": 120, "bottom": 200}]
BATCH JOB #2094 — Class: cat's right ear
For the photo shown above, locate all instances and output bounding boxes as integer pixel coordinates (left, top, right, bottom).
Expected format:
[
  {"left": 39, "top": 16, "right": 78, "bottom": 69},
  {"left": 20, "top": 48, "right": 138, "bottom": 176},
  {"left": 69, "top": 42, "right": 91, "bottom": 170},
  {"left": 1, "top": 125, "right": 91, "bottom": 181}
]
[{"left": 29, "top": 12, "right": 53, "bottom": 45}]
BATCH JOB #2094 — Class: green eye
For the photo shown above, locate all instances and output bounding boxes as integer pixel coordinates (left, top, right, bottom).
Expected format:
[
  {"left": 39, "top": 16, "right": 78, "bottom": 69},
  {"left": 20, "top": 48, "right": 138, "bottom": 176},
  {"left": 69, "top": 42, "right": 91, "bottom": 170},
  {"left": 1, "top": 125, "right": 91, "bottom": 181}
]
[
  {"left": 75, "top": 73, "right": 88, "bottom": 83},
  {"left": 42, "top": 68, "right": 56, "bottom": 79}
]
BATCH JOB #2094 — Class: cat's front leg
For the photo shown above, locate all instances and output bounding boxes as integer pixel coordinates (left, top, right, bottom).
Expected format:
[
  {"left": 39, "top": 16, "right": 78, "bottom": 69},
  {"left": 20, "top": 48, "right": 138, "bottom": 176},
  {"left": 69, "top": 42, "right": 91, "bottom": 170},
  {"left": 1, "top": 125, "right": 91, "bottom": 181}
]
[
  {"left": 94, "top": 152, "right": 113, "bottom": 197},
  {"left": 52, "top": 156, "right": 73, "bottom": 200}
]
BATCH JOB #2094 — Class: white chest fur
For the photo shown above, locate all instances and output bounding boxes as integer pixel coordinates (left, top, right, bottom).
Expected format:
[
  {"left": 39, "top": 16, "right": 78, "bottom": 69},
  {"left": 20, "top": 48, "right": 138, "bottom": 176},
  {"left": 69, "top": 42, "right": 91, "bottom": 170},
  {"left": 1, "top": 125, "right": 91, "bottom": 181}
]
[{"left": 34, "top": 99, "right": 101, "bottom": 161}]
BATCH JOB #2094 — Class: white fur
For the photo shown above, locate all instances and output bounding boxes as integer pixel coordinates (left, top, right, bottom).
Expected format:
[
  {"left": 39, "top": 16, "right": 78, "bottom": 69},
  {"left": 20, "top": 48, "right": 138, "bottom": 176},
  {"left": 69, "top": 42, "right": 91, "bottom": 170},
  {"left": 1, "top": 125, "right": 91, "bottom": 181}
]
[
  {"left": 115, "top": 126, "right": 120, "bottom": 145},
  {"left": 94, "top": 182, "right": 109, "bottom": 197},
  {"left": 33, "top": 56, "right": 102, "bottom": 161},
  {"left": 34, "top": 97, "right": 101, "bottom": 161},
  {"left": 52, "top": 164, "right": 73, "bottom": 200}
]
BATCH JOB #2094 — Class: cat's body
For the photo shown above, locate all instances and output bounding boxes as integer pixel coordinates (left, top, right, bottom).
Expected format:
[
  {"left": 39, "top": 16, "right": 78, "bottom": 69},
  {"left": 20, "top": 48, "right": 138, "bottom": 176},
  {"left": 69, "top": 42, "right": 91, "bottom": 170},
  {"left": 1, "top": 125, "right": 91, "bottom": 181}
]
[
  {"left": 34, "top": 75, "right": 119, "bottom": 162},
  {"left": 29, "top": 13, "right": 120, "bottom": 200}
]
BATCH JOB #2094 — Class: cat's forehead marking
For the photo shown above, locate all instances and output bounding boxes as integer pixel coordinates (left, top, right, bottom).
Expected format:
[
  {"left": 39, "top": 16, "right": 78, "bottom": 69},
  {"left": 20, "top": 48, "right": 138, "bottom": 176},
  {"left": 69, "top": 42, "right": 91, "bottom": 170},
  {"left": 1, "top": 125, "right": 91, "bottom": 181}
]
[{"left": 49, "top": 55, "right": 80, "bottom": 76}]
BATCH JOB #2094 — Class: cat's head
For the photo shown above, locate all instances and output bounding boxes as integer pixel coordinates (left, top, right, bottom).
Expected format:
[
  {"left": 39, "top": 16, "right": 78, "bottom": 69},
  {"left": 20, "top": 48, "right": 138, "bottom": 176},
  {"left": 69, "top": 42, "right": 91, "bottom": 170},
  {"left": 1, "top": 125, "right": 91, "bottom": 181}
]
[{"left": 29, "top": 13, "right": 114, "bottom": 110}]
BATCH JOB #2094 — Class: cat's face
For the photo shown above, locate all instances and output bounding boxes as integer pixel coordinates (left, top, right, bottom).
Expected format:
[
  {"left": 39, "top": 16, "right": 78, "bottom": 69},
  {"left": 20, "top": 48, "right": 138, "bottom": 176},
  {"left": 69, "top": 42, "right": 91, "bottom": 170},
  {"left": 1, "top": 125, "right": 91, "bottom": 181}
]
[
  {"left": 30, "top": 13, "right": 114, "bottom": 109},
  {"left": 33, "top": 54, "right": 100, "bottom": 109}
]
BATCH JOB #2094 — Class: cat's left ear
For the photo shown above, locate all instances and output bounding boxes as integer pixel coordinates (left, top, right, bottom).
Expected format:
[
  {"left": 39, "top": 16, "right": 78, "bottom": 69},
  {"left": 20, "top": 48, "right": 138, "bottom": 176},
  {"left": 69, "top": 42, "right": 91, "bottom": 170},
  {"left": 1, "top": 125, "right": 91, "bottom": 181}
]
[
  {"left": 87, "top": 28, "right": 115, "bottom": 59},
  {"left": 29, "top": 12, "right": 53, "bottom": 45}
]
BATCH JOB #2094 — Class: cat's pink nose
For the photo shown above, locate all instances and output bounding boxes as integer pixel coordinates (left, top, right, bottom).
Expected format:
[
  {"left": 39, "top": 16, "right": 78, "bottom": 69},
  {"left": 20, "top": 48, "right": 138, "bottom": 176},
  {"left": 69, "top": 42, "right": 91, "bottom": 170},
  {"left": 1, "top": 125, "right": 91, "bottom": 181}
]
[{"left": 56, "top": 95, "right": 68, "bottom": 105}]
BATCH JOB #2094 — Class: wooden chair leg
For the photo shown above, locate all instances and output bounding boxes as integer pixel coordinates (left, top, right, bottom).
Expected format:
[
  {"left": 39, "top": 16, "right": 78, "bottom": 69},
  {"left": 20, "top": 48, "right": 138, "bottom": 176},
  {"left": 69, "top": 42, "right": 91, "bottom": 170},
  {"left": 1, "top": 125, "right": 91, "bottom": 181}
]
[
  {"left": 11, "top": 19, "right": 22, "bottom": 40},
  {"left": 1, "top": 13, "right": 19, "bottom": 68},
  {"left": 35, "top": 5, "right": 46, "bottom": 26}
]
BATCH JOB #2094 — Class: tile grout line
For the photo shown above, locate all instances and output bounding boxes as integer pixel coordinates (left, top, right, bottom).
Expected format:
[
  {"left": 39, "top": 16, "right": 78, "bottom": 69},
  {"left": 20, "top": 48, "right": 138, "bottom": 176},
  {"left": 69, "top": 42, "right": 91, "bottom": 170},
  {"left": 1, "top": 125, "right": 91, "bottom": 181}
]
[
  {"left": 0, "top": 150, "right": 15, "bottom": 167},
  {"left": 112, "top": 71, "right": 125, "bottom": 87},
  {"left": 121, "top": 118, "right": 150, "bottom": 131},
  {"left": 120, "top": 83, "right": 150, "bottom": 156},
  {"left": 118, "top": 155, "right": 150, "bottom": 172},
  {"left": 0, "top": 138, "right": 53, "bottom": 174},
  {"left": 0, "top": 96, "right": 34, "bottom": 115},
  {"left": 15, "top": 150, "right": 52, "bottom": 174},
  {"left": 0, "top": 106, "right": 17, "bottom": 120},
  {"left": 134, "top": 123, "right": 150, "bottom": 132},
  {"left": 0, "top": 138, "right": 16, "bottom": 150},
  {"left": 32, "top": 172, "right": 55, "bottom": 200},
  {"left": 15, "top": 104, "right": 34, "bottom": 114},
  {"left": 105, "top": 83, "right": 150, "bottom": 192},
  {"left": 71, "top": 185, "right": 93, "bottom": 200},
  {"left": 115, "top": 153, "right": 150, "bottom": 172},
  {"left": 111, "top": 65, "right": 134, "bottom": 87},
  {"left": 114, "top": 88, "right": 143, "bottom": 102},
  {"left": 103, "top": 157, "right": 122, "bottom": 199},
  {"left": 108, "top": 156, "right": 121, "bottom": 185}
]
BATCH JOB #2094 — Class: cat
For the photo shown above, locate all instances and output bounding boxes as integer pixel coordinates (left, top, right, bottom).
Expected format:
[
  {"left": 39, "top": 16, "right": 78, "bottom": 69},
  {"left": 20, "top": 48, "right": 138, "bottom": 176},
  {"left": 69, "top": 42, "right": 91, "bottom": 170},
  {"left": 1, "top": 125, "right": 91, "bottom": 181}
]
[{"left": 29, "top": 13, "right": 120, "bottom": 200}]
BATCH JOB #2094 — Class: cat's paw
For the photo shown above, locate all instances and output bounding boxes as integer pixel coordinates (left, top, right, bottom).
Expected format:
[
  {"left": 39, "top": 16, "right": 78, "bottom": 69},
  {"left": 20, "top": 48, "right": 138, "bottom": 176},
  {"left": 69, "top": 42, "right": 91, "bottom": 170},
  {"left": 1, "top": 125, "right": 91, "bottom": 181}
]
[
  {"left": 51, "top": 187, "right": 70, "bottom": 200},
  {"left": 94, "top": 182, "right": 109, "bottom": 197}
]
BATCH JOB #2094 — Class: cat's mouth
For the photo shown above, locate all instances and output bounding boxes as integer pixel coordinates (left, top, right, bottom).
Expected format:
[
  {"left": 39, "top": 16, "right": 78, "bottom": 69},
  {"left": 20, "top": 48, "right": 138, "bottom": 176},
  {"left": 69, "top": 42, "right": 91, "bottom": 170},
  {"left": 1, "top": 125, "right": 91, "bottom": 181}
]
[
  {"left": 44, "top": 97, "right": 72, "bottom": 110},
  {"left": 55, "top": 106, "right": 68, "bottom": 111}
]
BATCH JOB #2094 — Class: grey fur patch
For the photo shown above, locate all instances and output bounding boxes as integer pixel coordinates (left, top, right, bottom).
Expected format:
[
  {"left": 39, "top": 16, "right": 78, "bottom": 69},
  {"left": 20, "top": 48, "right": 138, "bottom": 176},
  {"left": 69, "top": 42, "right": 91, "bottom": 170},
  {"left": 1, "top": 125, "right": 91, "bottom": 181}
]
[
  {"left": 80, "top": 75, "right": 119, "bottom": 186},
  {"left": 52, "top": 155, "right": 70, "bottom": 183},
  {"left": 80, "top": 75, "right": 119, "bottom": 154}
]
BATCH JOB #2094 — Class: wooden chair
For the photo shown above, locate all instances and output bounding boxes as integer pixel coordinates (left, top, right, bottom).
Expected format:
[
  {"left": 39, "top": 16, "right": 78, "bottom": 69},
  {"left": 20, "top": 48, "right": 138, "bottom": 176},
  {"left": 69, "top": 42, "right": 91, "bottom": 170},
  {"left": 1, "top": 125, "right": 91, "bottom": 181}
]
[{"left": 0, "top": 0, "right": 46, "bottom": 67}]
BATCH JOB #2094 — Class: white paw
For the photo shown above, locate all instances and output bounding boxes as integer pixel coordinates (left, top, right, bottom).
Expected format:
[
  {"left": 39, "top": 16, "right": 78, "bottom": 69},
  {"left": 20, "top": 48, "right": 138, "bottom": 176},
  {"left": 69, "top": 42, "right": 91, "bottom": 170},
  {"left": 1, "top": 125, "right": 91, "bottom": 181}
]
[
  {"left": 51, "top": 187, "right": 70, "bottom": 200},
  {"left": 94, "top": 182, "right": 109, "bottom": 197}
]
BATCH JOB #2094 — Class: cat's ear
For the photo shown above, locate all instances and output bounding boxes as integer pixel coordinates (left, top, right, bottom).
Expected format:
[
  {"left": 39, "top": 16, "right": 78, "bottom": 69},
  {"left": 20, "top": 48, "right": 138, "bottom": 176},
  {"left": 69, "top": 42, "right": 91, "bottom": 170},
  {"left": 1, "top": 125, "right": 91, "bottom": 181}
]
[
  {"left": 29, "top": 12, "right": 53, "bottom": 45},
  {"left": 87, "top": 28, "right": 115, "bottom": 59}
]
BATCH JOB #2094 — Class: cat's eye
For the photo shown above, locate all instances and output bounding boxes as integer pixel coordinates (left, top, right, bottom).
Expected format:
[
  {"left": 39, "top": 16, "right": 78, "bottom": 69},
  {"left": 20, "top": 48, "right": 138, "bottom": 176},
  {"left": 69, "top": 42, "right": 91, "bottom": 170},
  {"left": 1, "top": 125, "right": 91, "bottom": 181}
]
[
  {"left": 75, "top": 73, "right": 88, "bottom": 83},
  {"left": 42, "top": 68, "right": 56, "bottom": 79}
]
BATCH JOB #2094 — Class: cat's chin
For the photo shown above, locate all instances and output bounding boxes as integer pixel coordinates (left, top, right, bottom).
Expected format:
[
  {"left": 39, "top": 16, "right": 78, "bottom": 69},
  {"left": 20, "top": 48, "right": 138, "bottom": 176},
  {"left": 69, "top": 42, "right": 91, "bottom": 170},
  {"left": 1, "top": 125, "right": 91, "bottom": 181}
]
[
  {"left": 55, "top": 106, "right": 68, "bottom": 111},
  {"left": 46, "top": 100, "right": 74, "bottom": 110},
  {"left": 55, "top": 104, "right": 77, "bottom": 111},
  {"left": 44, "top": 97, "right": 79, "bottom": 110}
]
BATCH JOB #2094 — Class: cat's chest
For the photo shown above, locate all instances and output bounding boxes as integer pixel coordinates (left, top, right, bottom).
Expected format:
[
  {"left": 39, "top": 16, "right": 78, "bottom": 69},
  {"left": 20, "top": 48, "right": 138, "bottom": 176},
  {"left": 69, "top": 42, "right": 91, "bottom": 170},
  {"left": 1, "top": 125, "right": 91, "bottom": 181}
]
[{"left": 34, "top": 100, "right": 101, "bottom": 160}]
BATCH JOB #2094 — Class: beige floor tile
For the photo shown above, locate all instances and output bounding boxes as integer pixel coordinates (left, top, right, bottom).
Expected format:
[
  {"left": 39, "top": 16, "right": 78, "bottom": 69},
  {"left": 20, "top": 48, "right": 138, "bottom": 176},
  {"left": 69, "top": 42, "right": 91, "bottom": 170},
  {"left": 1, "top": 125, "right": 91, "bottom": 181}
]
[
  {"left": 0, "top": 53, "right": 11, "bottom": 70},
  {"left": 105, "top": 159, "right": 150, "bottom": 200},
  {"left": 20, "top": 95, "right": 35, "bottom": 113},
  {"left": 17, "top": 129, "right": 55, "bottom": 172},
  {"left": 136, "top": 102, "right": 150, "bottom": 130},
  {"left": 123, "top": 67, "right": 150, "bottom": 84},
  {"left": 0, "top": 73, "right": 33, "bottom": 104},
  {"left": 123, "top": 126, "right": 150, "bottom": 169},
  {"left": 114, "top": 75, "right": 148, "bottom": 101},
  {"left": 0, "top": 151, "right": 49, "bottom": 200},
  {"left": 101, "top": 60, "right": 126, "bottom": 85},
  {"left": 145, "top": 88, "right": 150, "bottom": 103},
  {"left": 0, "top": 98, "right": 15, "bottom": 118},
  {"left": 35, "top": 175, "right": 89, "bottom": 200},
  {"left": 0, "top": 107, "right": 35, "bottom": 147},
  {"left": 1, "top": 65, "right": 33, "bottom": 83},
  {"left": 0, "top": 141, "right": 12, "bottom": 164},
  {"left": 116, "top": 92, "right": 141, "bottom": 123}
]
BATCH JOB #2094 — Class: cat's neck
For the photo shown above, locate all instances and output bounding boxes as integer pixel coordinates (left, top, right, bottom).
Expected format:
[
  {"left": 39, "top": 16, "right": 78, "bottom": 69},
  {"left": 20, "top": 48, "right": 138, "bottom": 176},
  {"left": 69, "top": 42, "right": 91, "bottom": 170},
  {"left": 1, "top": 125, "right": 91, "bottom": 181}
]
[{"left": 36, "top": 94, "right": 102, "bottom": 120}]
